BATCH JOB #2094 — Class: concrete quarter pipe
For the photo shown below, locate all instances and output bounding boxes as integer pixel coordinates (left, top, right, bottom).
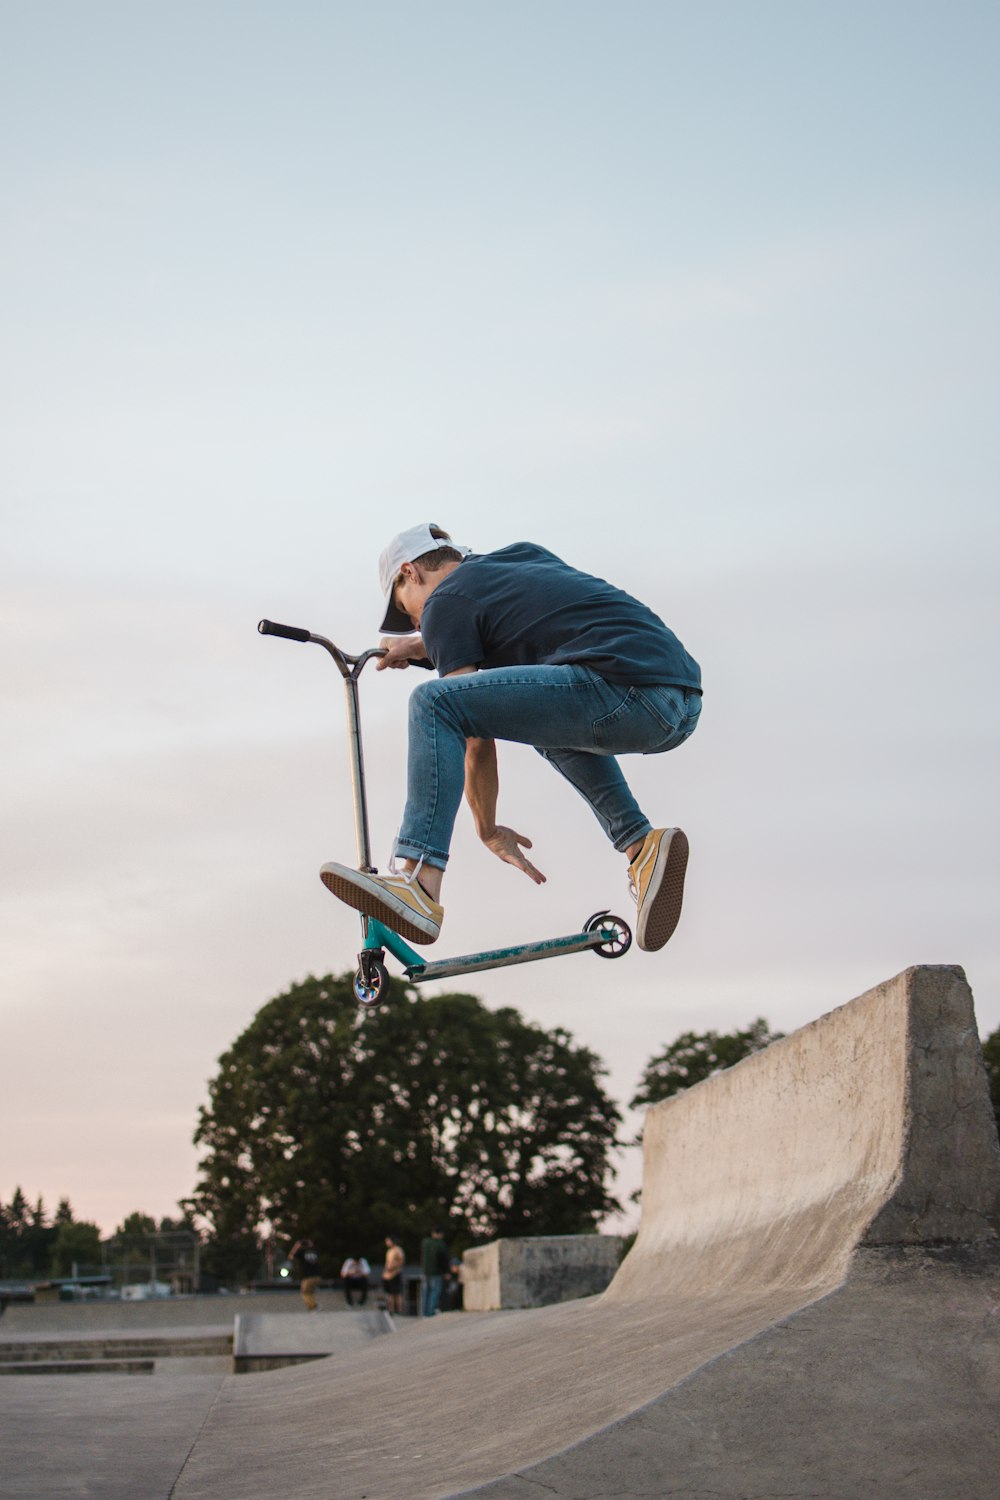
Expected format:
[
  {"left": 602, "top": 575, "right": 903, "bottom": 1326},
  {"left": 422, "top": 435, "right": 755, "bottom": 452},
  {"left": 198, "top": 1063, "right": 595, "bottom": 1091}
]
[{"left": 172, "top": 964, "right": 999, "bottom": 1500}]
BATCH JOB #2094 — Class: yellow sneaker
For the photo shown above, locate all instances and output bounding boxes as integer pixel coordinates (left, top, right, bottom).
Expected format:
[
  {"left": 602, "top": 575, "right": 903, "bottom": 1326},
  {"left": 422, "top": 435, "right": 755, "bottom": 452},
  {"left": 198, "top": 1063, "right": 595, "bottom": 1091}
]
[
  {"left": 319, "top": 863, "right": 443, "bottom": 945},
  {"left": 628, "top": 828, "right": 688, "bottom": 951}
]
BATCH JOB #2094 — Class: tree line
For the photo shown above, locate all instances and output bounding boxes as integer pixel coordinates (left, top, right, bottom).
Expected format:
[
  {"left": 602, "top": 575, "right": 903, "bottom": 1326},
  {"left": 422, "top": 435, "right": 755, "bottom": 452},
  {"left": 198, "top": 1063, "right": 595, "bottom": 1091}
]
[{"left": 0, "top": 1193, "right": 192, "bottom": 1283}]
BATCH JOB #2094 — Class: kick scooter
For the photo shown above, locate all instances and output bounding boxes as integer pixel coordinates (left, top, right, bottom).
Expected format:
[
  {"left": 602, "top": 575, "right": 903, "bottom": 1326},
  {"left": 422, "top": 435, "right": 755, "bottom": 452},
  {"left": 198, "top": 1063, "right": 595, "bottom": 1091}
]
[{"left": 259, "top": 619, "right": 633, "bottom": 1006}]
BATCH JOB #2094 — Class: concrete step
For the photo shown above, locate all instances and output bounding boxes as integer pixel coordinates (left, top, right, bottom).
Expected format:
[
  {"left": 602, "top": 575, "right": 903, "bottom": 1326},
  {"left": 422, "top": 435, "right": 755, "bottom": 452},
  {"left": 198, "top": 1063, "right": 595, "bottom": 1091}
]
[
  {"left": 0, "top": 1358, "right": 155, "bottom": 1376},
  {"left": 0, "top": 1335, "right": 231, "bottom": 1363}
]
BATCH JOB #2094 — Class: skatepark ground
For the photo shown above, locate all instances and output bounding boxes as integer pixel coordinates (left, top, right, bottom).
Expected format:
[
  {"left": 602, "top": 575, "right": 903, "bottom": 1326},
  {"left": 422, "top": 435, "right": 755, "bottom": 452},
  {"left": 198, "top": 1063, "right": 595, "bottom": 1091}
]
[{"left": 2, "top": 964, "right": 998, "bottom": 1499}]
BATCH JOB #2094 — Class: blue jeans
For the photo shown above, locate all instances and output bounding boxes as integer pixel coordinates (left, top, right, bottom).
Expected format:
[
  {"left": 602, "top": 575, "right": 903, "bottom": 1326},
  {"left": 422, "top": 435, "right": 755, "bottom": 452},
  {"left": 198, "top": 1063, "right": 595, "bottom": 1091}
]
[
  {"left": 422, "top": 1275, "right": 444, "bottom": 1317},
  {"left": 395, "top": 665, "right": 701, "bottom": 870}
]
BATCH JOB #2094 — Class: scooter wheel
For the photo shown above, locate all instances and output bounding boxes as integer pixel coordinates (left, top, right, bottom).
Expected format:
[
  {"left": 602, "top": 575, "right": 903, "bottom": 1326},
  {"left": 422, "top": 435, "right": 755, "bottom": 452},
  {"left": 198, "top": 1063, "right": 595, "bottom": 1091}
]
[
  {"left": 584, "top": 911, "right": 632, "bottom": 959},
  {"left": 354, "top": 960, "right": 390, "bottom": 1007}
]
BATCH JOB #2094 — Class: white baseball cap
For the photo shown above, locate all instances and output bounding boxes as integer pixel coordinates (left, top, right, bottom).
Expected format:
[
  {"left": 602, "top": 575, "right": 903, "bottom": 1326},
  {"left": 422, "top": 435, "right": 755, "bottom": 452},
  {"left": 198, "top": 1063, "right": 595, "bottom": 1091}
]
[{"left": 378, "top": 523, "right": 470, "bottom": 633}]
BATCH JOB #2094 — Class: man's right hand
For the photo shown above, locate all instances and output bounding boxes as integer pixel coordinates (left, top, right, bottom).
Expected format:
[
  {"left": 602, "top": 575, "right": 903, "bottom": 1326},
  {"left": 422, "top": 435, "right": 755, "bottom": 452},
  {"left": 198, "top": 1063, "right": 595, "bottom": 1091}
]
[
  {"left": 376, "top": 634, "right": 426, "bottom": 670},
  {"left": 482, "top": 826, "right": 547, "bottom": 885}
]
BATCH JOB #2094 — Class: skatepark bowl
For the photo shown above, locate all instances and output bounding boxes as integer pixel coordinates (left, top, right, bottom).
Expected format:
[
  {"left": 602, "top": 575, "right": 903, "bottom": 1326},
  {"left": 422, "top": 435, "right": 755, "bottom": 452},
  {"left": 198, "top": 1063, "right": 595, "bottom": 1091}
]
[{"left": 1, "top": 963, "right": 997, "bottom": 1499}]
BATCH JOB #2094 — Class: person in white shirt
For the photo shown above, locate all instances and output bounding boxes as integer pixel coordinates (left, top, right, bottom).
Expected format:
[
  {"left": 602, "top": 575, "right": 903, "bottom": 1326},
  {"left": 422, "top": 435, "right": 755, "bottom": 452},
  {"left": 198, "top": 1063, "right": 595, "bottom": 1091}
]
[{"left": 340, "top": 1255, "right": 371, "bottom": 1307}]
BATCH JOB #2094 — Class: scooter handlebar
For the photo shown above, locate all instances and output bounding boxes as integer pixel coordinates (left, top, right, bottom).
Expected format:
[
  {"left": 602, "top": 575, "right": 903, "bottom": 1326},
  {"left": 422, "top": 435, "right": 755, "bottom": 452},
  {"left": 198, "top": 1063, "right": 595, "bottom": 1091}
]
[
  {"left": 259, "top": 620, "right": 386, "bottom": 674},
  {"left": 258, "top": 619, "right": 312, "bottom": 642}
]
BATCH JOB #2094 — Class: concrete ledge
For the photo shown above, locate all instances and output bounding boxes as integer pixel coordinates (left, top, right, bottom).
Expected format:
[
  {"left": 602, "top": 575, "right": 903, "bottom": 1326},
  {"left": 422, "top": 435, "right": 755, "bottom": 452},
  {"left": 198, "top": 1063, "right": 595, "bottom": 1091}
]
[
  {"left": 0, "top": 1358, "right": 155, "bottom": 1376},
  {"left": 0, "top": 1334, "right": 231, "bottom": 1362},
  {"left": 232, "top": 1310, "right": 391, "bottom": 1373},
  {"left": 462, "top": 1236, "right": 626, "bottom": 1311}
]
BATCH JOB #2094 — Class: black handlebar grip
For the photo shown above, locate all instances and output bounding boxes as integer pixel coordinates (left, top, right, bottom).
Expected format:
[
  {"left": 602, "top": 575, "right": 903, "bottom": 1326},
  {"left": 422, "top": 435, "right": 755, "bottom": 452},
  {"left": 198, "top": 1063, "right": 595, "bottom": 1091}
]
[{"left": 258, "top": 619, "right": 312, "bottom": 642}]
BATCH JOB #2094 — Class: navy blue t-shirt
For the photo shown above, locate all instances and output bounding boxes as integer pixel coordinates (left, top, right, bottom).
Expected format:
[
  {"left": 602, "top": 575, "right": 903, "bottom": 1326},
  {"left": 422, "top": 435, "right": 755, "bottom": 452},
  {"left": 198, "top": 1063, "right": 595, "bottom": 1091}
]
[{"left": 419, "top": 542, "right": 701, "bottom": 690}]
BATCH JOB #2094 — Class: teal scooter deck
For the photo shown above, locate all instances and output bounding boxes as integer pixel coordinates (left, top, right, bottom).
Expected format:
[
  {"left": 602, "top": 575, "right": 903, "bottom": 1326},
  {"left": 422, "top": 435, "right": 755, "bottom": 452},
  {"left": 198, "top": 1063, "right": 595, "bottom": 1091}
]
[{"left": 362, "top": 915, "right": 631, "bottom": 986}]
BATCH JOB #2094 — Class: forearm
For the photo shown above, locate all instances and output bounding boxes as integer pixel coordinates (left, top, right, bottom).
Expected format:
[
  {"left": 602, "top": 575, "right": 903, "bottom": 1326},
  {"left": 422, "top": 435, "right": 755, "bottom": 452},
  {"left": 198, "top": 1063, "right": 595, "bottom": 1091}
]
[
  {"left": 464, "top": 738, "right": 498, "bottom": 839},
  {"left": 376, "top": 633, "right": 429, "bottom": 669},
  {"left": 464, "top": 738, "right": 546, "bottom": 884}
]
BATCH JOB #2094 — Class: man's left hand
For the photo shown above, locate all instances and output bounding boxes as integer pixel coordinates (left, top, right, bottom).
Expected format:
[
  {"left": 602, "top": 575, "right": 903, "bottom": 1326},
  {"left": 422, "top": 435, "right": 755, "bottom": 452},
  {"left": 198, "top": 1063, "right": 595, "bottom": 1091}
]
[{"left": 377, "top": 634, "right": 425, "bottom": 670}]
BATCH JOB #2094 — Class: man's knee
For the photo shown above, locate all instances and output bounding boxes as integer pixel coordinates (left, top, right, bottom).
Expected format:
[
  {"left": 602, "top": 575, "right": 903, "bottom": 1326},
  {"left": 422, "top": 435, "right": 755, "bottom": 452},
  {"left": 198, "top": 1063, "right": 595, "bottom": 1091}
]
[
  {"left": 409, "top": 675, "right": 465, "bottom": 729},
  {"left": 409, "top": 677, "right": 443, "bottom": 715}
]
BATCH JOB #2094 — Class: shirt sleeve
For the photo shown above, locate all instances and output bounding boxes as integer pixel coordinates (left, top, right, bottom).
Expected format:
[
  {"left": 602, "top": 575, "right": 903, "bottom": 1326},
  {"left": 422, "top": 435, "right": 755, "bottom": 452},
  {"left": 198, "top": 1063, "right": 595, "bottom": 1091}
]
[{"left": 421, "top": 590, "right": 487, "bottom": 676}]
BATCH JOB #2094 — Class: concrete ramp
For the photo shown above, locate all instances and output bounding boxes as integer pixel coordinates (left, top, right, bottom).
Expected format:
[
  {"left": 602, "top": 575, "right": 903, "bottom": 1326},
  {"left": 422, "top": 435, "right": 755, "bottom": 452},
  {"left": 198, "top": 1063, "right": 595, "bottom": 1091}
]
[
  {"left": 609, "top": 959, "right": 999, "bottom": 1302},
  {"left": 173, "top": 964, "right": 1000, "bottom": 1500}
]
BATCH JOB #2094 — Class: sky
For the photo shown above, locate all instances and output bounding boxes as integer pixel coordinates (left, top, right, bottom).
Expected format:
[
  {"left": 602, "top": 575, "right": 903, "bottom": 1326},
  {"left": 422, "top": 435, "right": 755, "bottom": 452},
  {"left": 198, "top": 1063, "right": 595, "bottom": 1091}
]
[{"left": 2, "top": 1, "right": 998, "bottom": 1241}]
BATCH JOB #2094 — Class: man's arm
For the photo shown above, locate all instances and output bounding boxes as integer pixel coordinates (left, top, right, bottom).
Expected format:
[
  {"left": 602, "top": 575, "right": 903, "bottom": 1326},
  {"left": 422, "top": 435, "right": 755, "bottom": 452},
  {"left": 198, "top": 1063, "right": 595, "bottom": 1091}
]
[
  {"left": 464, "top": 727, "right": 546, "bottom": 885},
  {"left": 376, "top": 634, "right": 429, "bottom": 670},
  {"left": 464, "top": 734, "right": 498, "bottom": 839}
]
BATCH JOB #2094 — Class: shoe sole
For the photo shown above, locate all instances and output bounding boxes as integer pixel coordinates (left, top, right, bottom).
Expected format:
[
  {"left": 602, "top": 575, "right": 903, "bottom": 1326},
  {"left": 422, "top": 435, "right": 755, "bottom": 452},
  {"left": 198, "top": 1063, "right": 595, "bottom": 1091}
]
[
  {"left": 637, "top": 829, "right": 688, "bottom": 952},
  {"left": 319, "top": 865, "right": 440, "bottom": 946}
]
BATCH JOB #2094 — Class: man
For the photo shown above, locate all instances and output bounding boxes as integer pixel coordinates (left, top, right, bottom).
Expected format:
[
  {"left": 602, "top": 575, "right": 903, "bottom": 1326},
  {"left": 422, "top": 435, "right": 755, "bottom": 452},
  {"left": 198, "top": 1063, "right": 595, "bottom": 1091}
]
[
  {"left": 381, "top": 1234, "right": 405, "bottom": 1315},
  {"left": 289, "top": 1236, "right": 321, "bottom": 1311},
  {"left": 339, "top": 1254, "right": 371, "bottom": 1307},
  {"left": 420, "top": 1226, "right": 452, "bottom": 1318},
  {"left": 321, "top": 525, "right": 702, "bottom": 951}
]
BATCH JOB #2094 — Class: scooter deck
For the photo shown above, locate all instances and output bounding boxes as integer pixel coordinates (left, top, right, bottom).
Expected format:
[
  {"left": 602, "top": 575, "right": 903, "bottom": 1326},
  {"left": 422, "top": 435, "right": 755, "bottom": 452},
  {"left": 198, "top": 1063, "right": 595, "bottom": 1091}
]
[
  {"left": 363, "top": 918, "right": 615, "bottom": 983},
  {"left": 406, "top": 929, "right": 610, "bottom": 982}
]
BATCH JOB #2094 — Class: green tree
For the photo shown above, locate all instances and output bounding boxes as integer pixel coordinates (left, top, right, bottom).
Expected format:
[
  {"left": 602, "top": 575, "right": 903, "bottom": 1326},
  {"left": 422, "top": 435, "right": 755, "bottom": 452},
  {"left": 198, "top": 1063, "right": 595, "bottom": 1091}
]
[
  {"left": 21, "top": 1195, "right": 53, "bottom": 1276},
  {"left": 50, "top": 1220, "right": 102, "bottom": 1277},
  {"left": 632, "top": 1018, "right": 784, "bottom": 1109},
  {"left": 104, "top": 1212, "right": 159, "bottom": 1275},
  {"left": 187, "top": 973, "right": 622, "bottom": 1277},
  {"left": 0, "top": 1190, "right": 29, "bottom": 1277},
  {"left": 982, "top": 1026, "right": 1000, "bottom": 1140},
  {"left": 0, "top": 1189, "right": 57, "bottom": 1278},
  {"left": 112, "top": 1212, "right": 158, "bottom": 1249},
  {"left": 5, "top": 1188, "right": 31, "bottom": 1231},
  {"left": 158, "top": 1211, "right": 196, "bottom": 1232}
]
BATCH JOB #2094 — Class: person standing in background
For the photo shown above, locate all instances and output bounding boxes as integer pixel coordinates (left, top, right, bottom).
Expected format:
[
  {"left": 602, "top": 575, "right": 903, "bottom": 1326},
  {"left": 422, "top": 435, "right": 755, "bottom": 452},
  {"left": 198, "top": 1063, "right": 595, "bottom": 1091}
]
[
  {"left": 420, "top": 1227, "right": 451, "bottom": 1317},
  {"left": 382, "top": 1234, "right": 405, "bottom": 1315},
  {"left": 289, "top": 1236, "right": 322, "bottom": 1311}
]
